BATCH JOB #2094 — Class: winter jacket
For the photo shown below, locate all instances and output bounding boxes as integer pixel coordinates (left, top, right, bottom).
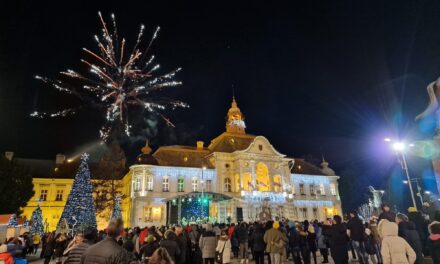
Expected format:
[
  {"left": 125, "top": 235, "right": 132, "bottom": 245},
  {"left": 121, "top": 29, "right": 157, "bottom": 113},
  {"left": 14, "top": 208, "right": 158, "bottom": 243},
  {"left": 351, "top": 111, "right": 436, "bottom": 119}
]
[
  {"left": 288, "top": 227, "right": 301, "bottom": 249},
  {"left": 42, "top": 239, "right": 55, "bottom": 257},
  {"left": 263, "top": 228, "right": 287, "bottom": 254},
  {"left": 80, "top": 237, "right": 129, "bottom": 264},
  {"left": 0, "top": 252, "right": 13, "bottom": 264},
  {"left": 427, "top": 234, "right": 440, "bottom": 264},
  {"left": 316, "top": 226, "right": 328, "bottom": 249},
  {"left": 64, "top": 240, "right": 93, "bottom": 264},
  {"left": 160, "top": 238, "right": 181, "bottom": 262},
  {"left": 54, "top": 237, "right": 67, "bottom": 258},
  {"left": 380, "top": 220, "right": 416, "bottom": 264},
  {"left": 176, "top": 233, "right": 188, "bottom": 264},
  {"left": 347, "top": 216, "right": 365, "bottom": 242},
  {"left": 249, "top": 227, "right": 266, "bottom": 252},
  {"left": 379, "top": 211, "right": 397, "bottom": 223},
  {"left": 235, "top": 224, "right": 249, "bottom": 243},
  {"left": 398, "top": 221, "right": 424, "bottom": 264},
  {"left": 408, "top": 212, "right": 428, "bottom": 242},
  {"left": 215, "top": 235, "right": 231, "bottom": 263},
  {"left": 139, "top": 241, "right": 159, "bottom": 259},
  {"left": 199, "top": 231, "right": 217, "bottom": 259},
  {"left": 324, "top": 223, "right": 348, "bottom": 247}
]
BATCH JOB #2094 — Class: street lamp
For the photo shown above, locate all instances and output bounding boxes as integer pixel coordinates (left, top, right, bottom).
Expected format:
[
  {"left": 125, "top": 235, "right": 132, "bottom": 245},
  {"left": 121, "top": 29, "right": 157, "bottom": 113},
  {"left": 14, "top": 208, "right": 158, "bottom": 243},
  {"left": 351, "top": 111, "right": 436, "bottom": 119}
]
[{"left": 384, "top": 138, "right": 418, "bottom": 210}]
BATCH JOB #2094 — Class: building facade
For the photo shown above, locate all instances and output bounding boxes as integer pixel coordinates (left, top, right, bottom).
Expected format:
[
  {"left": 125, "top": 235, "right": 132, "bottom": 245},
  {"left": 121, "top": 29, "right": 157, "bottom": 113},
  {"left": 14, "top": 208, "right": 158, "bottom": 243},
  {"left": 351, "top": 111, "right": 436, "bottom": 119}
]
[{"left": 129, "top": 98, "right": 342, "bottom": 227}]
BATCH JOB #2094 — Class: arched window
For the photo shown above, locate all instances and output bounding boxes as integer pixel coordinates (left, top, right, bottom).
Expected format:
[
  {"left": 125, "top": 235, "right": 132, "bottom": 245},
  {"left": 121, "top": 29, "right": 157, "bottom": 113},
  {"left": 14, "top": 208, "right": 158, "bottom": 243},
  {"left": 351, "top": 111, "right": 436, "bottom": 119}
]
[
  {"left": 243, "top": 172, "right": 252, "bottom": 191},
  {"left": 177, "top": 177, "right": 184, "bottom": 192},
  {"left": 192, "top": 177, "right": 198, "bottom": 192},
  {"left": 273, "top": 175, "right": 282, "bottom": 192},
  {"left": 224, "top": 178, "right": 232, "bottom": 192},
  {"left": 256, "top": 162, "right": 270, "bottom": 192}
]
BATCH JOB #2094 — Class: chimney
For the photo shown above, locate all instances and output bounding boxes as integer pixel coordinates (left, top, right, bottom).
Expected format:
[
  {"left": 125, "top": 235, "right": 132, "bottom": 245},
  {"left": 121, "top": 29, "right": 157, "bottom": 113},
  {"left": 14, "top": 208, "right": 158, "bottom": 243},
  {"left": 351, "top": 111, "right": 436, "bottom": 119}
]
[
  {"left": 56, "top": 153, "right": 66, "bottom": 165},
  {"left": 196, "top": 141, "right": 204, "bottom": 150},
  {"left": 5, "top": 151, "right": 14, "bottom": 161}
]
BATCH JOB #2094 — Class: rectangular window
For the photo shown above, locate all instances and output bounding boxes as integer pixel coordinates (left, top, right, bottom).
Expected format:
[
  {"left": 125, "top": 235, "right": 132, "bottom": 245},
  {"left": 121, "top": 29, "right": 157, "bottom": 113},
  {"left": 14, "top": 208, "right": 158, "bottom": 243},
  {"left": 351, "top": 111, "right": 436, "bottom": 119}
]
[
  {"left": 206, "top": 179, "right": 212, "bottom": 192},
  {"left": 162, "top": 177, "right": 169, "bottom": 192},
  {"left": 313, "top": 208, "right": 318, "bottom": 219},
  {"left": 55, "top": 189, "right": 63, "bottom": 201},
  {"left": 134, "top": 176, "right": 141, "bottom": 192},
  {"left": 330, "top": 183, "right": 337, "bottom": 195},
  {"left": 309, "top": 184, "right": 315, "bottom": 195},
  {"left": 39, "top": 189, "right": 48, "bottom": 201},
  {"left": 302, "top": 208, "right": 308, "bottom": 219},
  {"left": 293, "top": 207, "right": 298, "bottom": 219},
  {"left": 192, "top": 178, "right": 198, "bottom": 192},
  {"left": 144, "top": 206, "right": 162, "bottom": 222},
  {"left": 319, "top": 184, "right": 325, "bottom": 195},
  {"left": 299, "top": 184, "right": 305, "bottom": 195},
  {"left": 178, "top": 178, "right": 184, "bottom": 192},
  {"left": 146, "top": 177, "right": 153, "bottom": 191}
]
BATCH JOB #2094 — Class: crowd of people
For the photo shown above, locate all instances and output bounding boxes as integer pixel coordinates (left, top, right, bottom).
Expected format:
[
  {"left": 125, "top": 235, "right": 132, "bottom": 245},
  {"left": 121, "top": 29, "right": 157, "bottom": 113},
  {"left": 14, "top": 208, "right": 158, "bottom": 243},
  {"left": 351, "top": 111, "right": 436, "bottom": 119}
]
[{"left": 0, "top": 204, "right": 439, "bottom": 264}]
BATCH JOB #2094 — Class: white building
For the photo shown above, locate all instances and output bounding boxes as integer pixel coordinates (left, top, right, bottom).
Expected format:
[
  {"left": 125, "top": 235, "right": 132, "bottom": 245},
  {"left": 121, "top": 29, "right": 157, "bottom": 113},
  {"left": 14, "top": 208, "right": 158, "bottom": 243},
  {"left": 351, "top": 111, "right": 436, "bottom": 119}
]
[{"left": 129, "top": 98, "right": 342, "bottom": 226}]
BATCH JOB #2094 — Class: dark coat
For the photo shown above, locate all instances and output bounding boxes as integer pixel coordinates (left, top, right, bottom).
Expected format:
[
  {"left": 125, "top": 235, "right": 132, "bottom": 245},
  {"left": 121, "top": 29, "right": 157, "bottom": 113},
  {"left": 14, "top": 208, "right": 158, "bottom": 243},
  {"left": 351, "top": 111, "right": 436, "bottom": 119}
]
[
  {"left": 80, "top": 238, "right": 129, "bottom": 264},
  {"left": 347, "top": 217, "right": 365, "bottom": 242},
  {"left": 139, "top": 241, "right": 159, "bottom": 259},
  {"left": 398, "top": 221, "right": 424, "bottom": 264},
  {"left": 307, "top": 231, "right": 317, "bottom": 252},
  {"left": 288, "top": 227, "right": 301, "bottom": 249},
  {"left": 427, "top": 237, "right": 440, "bottom": 264},
  {"left": 324, "top": 223, "right": 349, "bottom": 264},
  {"left": 408, "top": 212, "right": 428, "bottom": 242},
  {"left": 54, "top": 238, "right": 67, "bottom": 258},
  {"left": 249, "top": 227, "right": 265, "bottom": 252},
  {"left": 43, "top": 239, "right": 55, "bottom": 257},
  {"left": 176, "top": 233, "right": 188, "bottom": 264},
  {"left": 64, "top": 240, "right": 93, "bottom": 264},
  {"left": 235, "top": 225, "right": 249, "bottom": 243},
  {"left": 379, "top": 211, "right": 396, "bottom": 223},
  {"left": 160, "top": 238, "right": 181, "bottom": 262}
]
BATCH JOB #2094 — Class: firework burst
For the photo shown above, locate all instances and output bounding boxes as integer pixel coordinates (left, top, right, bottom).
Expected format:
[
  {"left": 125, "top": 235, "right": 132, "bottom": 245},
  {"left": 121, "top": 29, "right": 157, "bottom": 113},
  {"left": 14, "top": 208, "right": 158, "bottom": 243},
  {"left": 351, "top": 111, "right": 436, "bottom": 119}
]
[{"left": 32, "top": 12, "right": 188, "bottom": 141}]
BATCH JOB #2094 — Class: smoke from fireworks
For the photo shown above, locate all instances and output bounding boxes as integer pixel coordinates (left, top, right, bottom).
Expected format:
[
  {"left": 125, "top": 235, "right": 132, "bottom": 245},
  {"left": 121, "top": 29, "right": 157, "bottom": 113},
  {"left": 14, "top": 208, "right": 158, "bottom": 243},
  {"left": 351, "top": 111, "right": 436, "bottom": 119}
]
[{"left": 32, "top": 12, "right": 188, "bottom": 141}]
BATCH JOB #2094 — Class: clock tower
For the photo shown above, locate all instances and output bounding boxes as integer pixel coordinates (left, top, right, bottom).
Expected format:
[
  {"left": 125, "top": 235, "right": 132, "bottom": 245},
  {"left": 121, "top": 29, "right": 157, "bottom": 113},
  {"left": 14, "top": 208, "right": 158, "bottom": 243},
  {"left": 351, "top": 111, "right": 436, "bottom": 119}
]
[{"left": 226, "top": 97, "right": 246, "bottom": 134}]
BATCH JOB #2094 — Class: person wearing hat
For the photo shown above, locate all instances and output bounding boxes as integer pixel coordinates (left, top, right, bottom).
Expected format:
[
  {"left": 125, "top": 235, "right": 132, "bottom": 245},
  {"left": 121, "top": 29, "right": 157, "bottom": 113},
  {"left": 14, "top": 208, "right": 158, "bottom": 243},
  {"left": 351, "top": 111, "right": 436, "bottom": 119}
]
[
  {"left": 347, "top": 211, "right": 369, "bottom": 264},
  {"left": 263, "top": 221, "right": 287, "bottom": 264},
  {"left": 407, "top": 207, "right": 429, "bottom": 254},
  {"left": 0, "top": 244, "right": 13, "bottom": 264}
]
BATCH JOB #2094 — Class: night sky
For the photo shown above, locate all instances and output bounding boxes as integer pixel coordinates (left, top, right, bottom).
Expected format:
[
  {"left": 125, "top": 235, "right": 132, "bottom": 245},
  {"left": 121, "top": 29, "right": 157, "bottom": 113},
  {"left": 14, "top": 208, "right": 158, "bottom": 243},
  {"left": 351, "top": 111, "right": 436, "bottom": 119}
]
[{"left": 2, "top": 0, "right": 440, "bottom": 208}]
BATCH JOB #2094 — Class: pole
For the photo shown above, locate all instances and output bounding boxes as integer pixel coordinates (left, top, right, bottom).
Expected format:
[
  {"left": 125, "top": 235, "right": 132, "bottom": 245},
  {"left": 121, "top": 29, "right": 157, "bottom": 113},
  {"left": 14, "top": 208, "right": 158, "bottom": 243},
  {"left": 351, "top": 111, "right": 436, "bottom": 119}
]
[
  {"left": 414, "top": 178, "right": 424, "bottom": 205},
  {"left": 401, "top": 153, "right": 418, "bottom": 210}
]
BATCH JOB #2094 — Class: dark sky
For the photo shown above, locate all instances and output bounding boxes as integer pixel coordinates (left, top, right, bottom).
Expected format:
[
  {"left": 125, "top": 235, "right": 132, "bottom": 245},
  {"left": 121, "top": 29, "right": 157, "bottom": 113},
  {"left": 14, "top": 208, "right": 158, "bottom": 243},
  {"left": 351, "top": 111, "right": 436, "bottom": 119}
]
[{"left": 2, "top": 0, "right": 440, "bottom": 205}]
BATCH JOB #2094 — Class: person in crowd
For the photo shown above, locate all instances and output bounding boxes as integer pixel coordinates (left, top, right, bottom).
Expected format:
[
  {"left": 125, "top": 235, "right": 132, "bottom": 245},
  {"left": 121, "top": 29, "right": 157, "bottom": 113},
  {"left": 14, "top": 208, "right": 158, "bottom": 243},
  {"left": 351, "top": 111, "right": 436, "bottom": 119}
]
[
  {"left": 395, "top": 213, "right": 424, "bottom": 264},
  {"left": 228, "top": 223, "right": 239, "bottom": 258},
  {"left": 122, "top": 235, "right": 139, "bottom": 263},
  {"left": 364, "top": 224, "right": 379, "bottom": 264},
  {"left": 175, "top": 225, "right": 188, "bottom": 264},
  {"left": 369, "top": 217, "right": 383, "bottom": 264},
  {"left": 407, "top": 207, "right": 428, "bottom": 254},
  {"left": 0, "top": 244, "right": 14, "bottom": 264},
  {"left": 149, "top": 247, "right": 175, "bottom": 264},
  {"left": 305, "top": 221, "right": 317, "bottom": 264},
  {"left": 379, "top": 204, "right": 396, "bottom": 223},
  {"left": 80, "top": 219, "right": 130, "bottom": 264},
  {"left": 263, "top": 221, "right": 287, "bottom": 264},
  {"left": 288, "top": 221, "right": 302, "bottom": 264},
  {"left": 380, "top": 220, "right": 416, "bottom": 264},
  {"left": 65, "top": 227, "right": 97, "bottom": 264},
  {"left": 316, "top": 222, "right": 329, "bottom": 264},
  {"left": 160, "top": 230, "right": 181, "bottom": 263},
  {"left": 64, "top": 233, "right": 84, "bottom": 256},
  {"left": 139, "top": 234, "right": 159, "bottom": 261},
  {"left": 298, "top": 225, "right": 310, "bottom": 264},
  {"left": 54, "top": 233, "right": 68, "bottom": 264},
  {"left": 250, "top": 223, "right": 266, "bottom": 264},
  {"left": 32, "top": 233, "right": 41, "bottom": 255},
  {"left": 139, "top": 227, "right": 148, "bottom": 247},
  {"left": 347, "top": 211, "right": 369, "bottom": 264},
  {"left": 215, "top": 230, "right": 232, "bottom": 264},
  {"left": 324, "top": 215, "right": 349, "bottom": 264},
  {"left": 213, "top": 224, "right": 221, "bottom": 237},
  {"left": 199, "top": 224, "right": 217, "bottom": 264},
  {"left": 235, "top": 222, "right": 249, "bottom": 263},
  {"left": 427, "top": 221, "right": 440, "bottom": 264},
  {"left": 43, "top": 232, "right": 55, "bottom": 264}
]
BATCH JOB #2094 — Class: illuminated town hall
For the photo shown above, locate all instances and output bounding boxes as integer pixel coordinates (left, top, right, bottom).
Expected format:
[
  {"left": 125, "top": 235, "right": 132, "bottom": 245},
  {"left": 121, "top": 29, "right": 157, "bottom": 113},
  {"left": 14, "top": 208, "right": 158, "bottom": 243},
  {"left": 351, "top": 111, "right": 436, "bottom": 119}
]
[
  {"left": 129, "top": 98, "right": 342, "bottom": 227},
  {"left": 19, "top": 98, "right": 342, "bottom": 230}
]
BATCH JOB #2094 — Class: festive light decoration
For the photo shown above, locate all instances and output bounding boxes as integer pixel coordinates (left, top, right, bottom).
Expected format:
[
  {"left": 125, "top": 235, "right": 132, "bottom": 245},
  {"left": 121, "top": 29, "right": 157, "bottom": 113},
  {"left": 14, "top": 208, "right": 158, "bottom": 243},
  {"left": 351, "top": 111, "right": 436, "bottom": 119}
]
[
  {"left": 110, "top": 194, "right": 122, "bottom": 220},
  {"left": 29, "top": 205, "right": 44, "bottom": 235},
  {"left": 58, "top": 153, "right": 97, "bottom": 233},
  {"left": 32, "top": 12, "right": 188, "bottom": 141}
]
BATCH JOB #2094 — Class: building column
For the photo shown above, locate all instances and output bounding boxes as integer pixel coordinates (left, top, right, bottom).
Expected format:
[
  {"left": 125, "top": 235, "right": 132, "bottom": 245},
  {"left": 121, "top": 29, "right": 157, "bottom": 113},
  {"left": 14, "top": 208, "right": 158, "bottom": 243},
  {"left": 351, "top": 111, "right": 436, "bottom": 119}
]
[
  {"left": 177, "top": 198, "right": 182, "bottom": 224},
  {"left": 251, "top": 160, "right": 256, "bottom": 191},
  {"left": 239, "top": 161, "right": 244, "bottom": 191}
]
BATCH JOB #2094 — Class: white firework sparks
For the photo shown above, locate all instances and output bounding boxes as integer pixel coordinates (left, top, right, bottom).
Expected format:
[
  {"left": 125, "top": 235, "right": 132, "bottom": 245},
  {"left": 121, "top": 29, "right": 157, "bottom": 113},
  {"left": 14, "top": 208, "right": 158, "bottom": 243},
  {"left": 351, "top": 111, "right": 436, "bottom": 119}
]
[{"left": 33, "top": 12, "right": 188, "bottom": 141}]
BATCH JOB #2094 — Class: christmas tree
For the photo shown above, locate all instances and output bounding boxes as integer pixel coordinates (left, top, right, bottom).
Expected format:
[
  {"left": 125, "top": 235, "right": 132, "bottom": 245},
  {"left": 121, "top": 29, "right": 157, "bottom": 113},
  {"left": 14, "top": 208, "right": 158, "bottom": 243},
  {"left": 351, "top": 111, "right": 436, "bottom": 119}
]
[
  {"left": 29, "top": 204, "right": 44, "bottom": 235},
  {"left": 7, "top": 214, "right": 17, "bottom": 227},
  {"left": 110, "top": 194, "right": 122, "bottom": 220},
  {"left": 58, "top": 153, "right": 97, "bottom": 233}
]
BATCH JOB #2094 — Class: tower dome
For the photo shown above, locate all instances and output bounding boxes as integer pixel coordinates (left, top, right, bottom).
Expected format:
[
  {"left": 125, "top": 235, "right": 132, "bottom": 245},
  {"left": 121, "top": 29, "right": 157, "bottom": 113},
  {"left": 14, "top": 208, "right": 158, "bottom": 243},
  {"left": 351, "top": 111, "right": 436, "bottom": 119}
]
[
  {"left": 320, "top": 158, "right": 335, "bottom": 176},
  {"left": 226, "top": 97, "right": 246, "bottom": 134}
]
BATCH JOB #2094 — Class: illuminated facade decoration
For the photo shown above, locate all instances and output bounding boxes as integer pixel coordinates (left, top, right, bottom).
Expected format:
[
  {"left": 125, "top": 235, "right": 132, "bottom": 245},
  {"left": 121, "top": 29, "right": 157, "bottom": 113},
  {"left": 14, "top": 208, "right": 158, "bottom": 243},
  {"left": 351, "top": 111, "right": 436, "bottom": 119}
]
[{"left": 128, "top": 98, "right": 342, "bottom": 226}]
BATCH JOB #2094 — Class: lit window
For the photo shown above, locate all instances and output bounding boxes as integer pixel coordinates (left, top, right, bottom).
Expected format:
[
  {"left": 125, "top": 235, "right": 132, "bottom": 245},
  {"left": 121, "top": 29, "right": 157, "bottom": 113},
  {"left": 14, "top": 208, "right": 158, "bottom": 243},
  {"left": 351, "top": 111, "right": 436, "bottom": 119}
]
[
  {"left": 313, "top": 208, "right": 319, "bottom": 219},
  {"left": 330, "top": 183, "right": 337, "bottom": 195},
  {"left": 302, "top": 208, "right": 308, "bottom": 219},
  {"left": 319, "top": 183, "right": 325, "bottom": 195},
  {"left": 206, "top": 179, "right": 212, "bottom": 192},
  {"left": 293, "top": 207, "right": 298, "bottom": 219},
  {"left": 146, "top": 176, "right": 153, "bottom": 191},
  {"left": 299, "top": 184, "right": 305, "bottom": 195},
  {"left": 309, "top": 184, "right": 315, "bottom": 195},
  {"left": 134, "top": 176, "right": 141, "bottom": 192},
  {"left": 162, "top": 176, "right": 169, "bottom": 192},
  {"left": 40, "top": 189, "right": 48, "bottom": 201},
  {"left": 55, "top": 190, "right": 63, "bottom": 201},
  {"left": 178, "top": 177, "right": 184, "bottom": 192},
  {"left": 273, "top": 175, "right": 282, "bottom": 192},
  {"left": 224, "top": 178, "right": 232, "bottom": 192},
  {"left": 144, "top": 206, "right": 162, "bottom": 222},
  {"left": 192, "top": 177, "right": 198, "bottom": 192}
]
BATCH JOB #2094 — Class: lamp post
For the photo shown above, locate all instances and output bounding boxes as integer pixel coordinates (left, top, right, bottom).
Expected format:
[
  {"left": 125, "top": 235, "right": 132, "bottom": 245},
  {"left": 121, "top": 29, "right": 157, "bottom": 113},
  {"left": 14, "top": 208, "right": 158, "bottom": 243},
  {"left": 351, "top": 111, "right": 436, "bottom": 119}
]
[{"left": 384, "top": 138, "right": 418, "bottom": 210}]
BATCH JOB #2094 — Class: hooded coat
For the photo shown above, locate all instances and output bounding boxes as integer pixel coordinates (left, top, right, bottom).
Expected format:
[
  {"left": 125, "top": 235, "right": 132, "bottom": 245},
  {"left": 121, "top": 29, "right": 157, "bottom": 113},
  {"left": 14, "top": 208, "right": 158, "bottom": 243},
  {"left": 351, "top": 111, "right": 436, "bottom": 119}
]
[
  {"left": 398, "top": 221, "right": 424, "bottom": 264},
  {"left": 215, "top": 235, "right": 231, "bottom": 263},
  {"left": 380, "top": 220, "right": 416, "bottom": 264}
]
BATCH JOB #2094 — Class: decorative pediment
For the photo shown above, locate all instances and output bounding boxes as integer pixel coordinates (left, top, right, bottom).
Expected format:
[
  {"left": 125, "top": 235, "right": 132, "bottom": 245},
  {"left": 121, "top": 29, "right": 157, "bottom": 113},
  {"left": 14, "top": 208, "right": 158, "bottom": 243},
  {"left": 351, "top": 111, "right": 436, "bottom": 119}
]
[{"left": 237, "top": 136, "right": 285, "bottom": 157}]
